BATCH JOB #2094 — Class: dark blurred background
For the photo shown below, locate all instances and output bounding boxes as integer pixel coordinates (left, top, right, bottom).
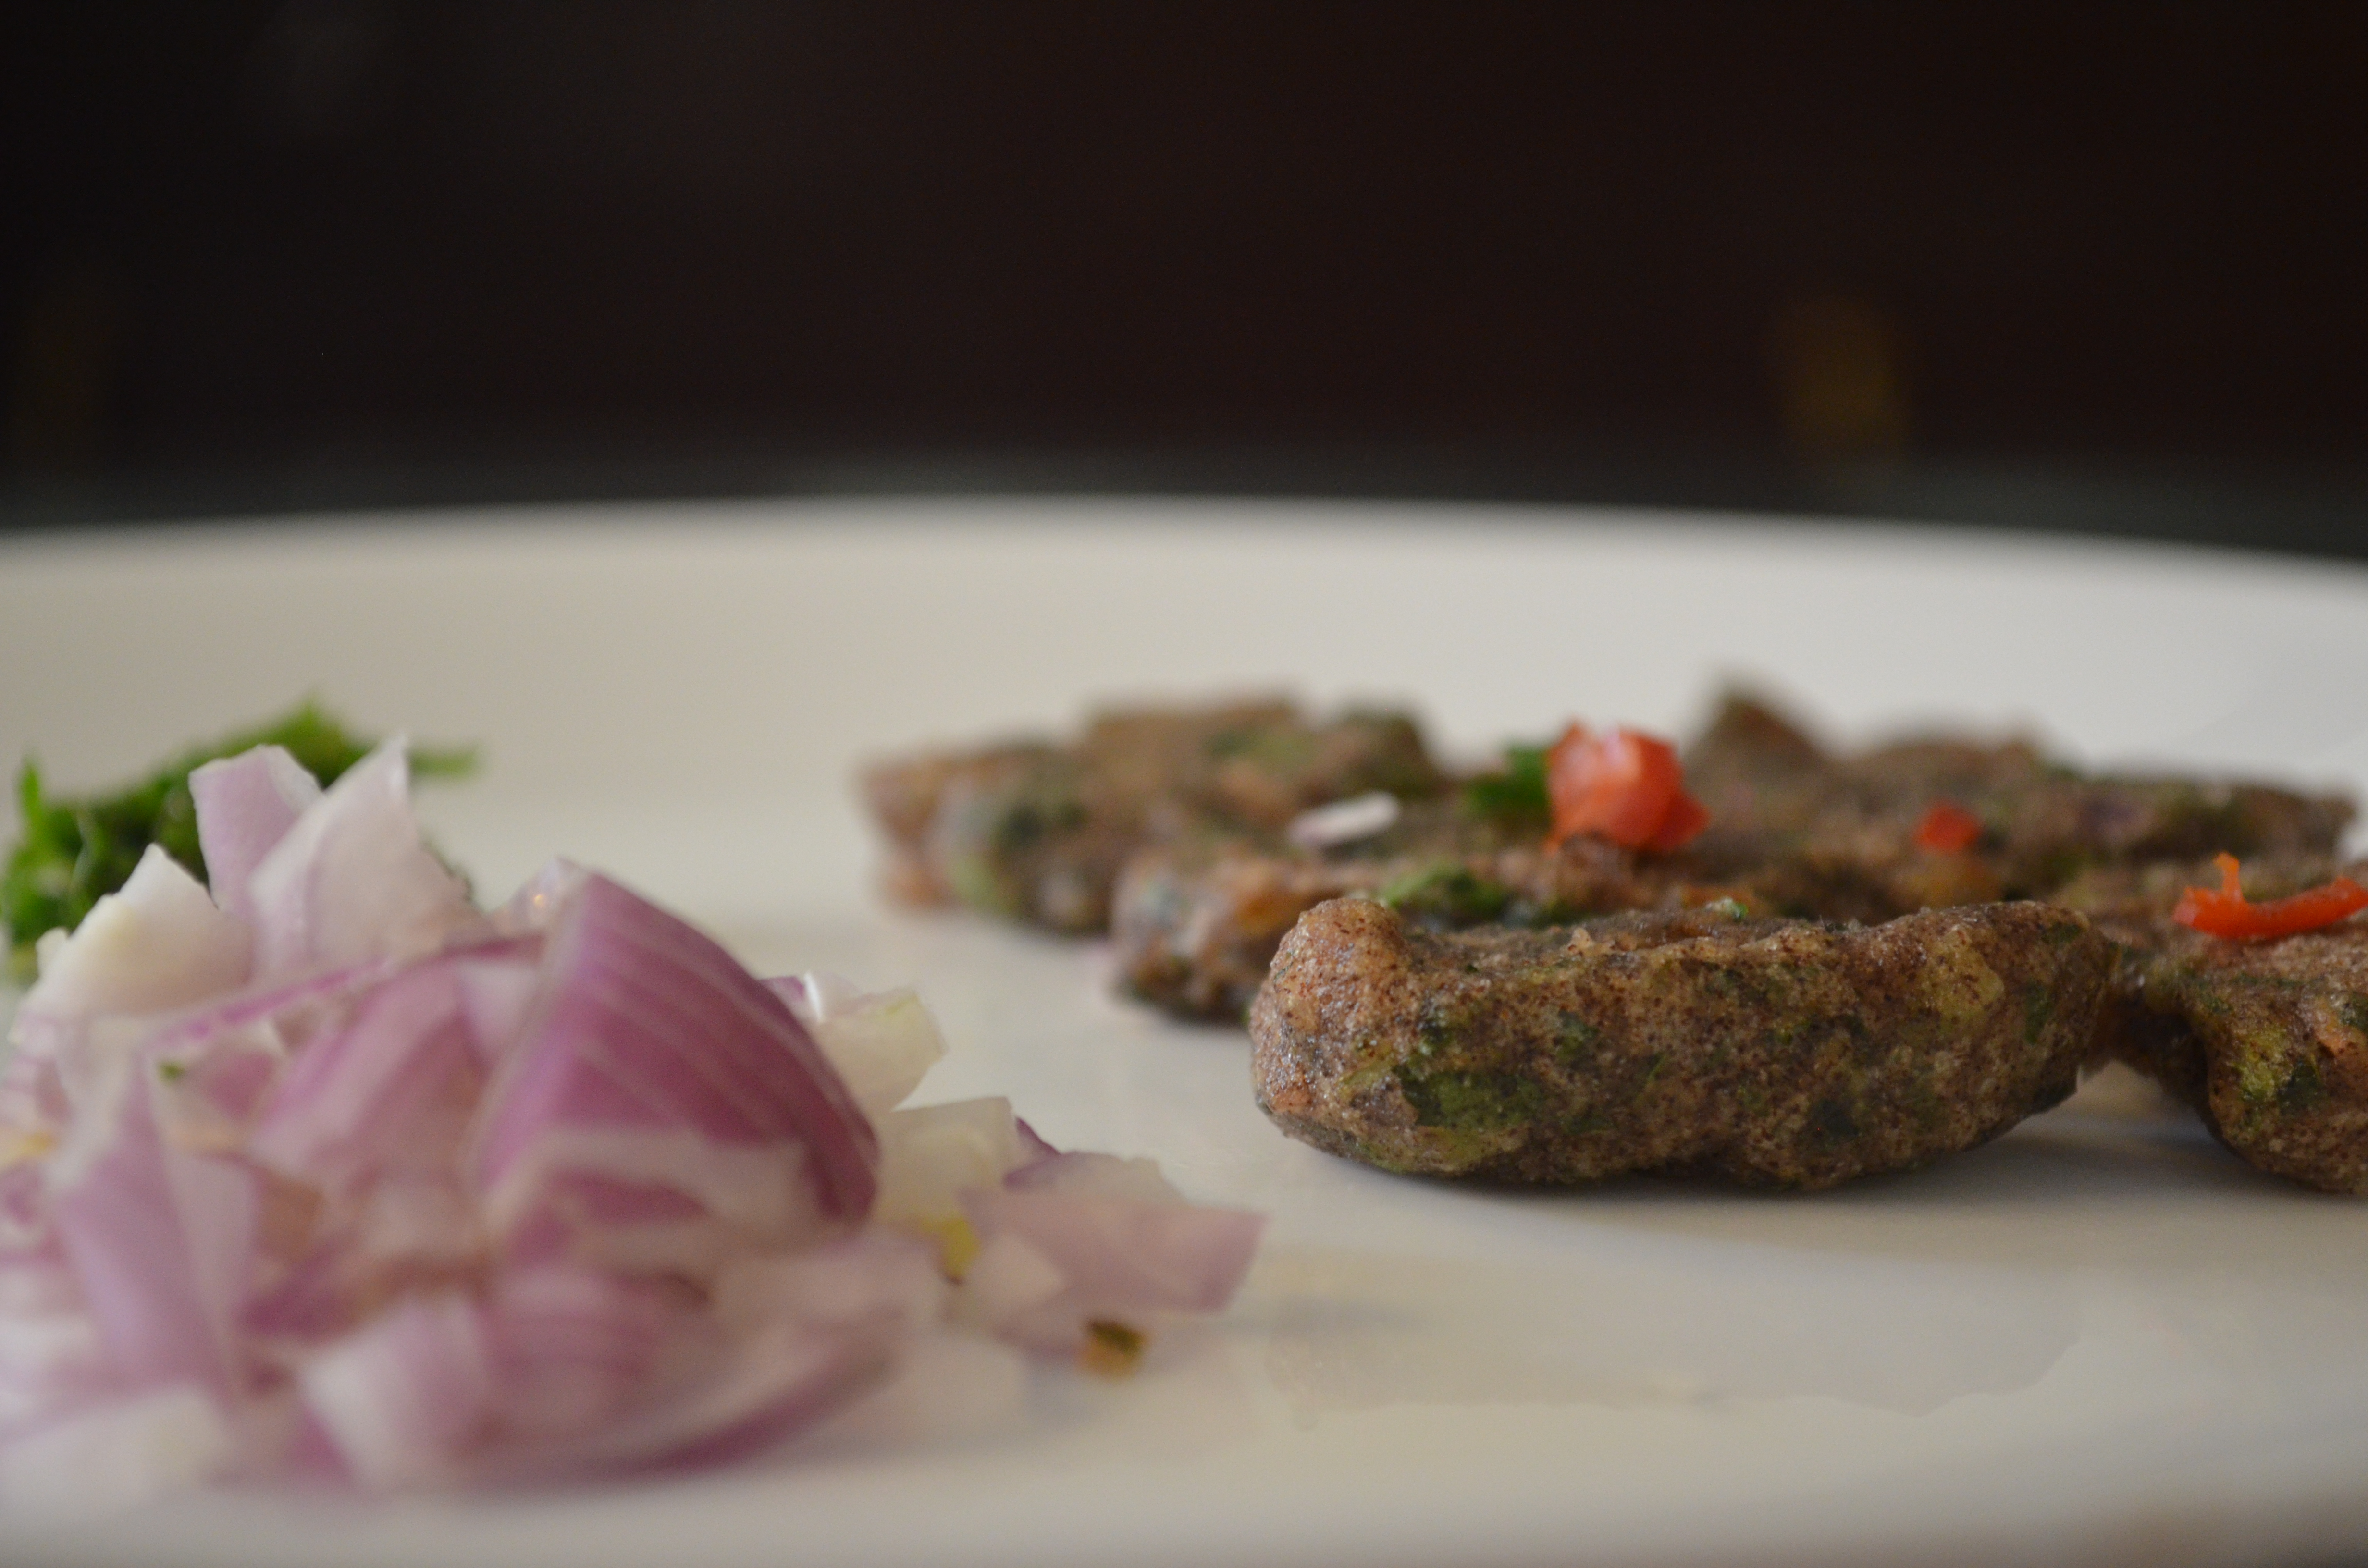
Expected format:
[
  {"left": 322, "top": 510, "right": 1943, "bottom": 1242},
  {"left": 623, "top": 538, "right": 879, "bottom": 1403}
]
[{"left": 6, "top": 4, "right": 2365, "bottom": 552}]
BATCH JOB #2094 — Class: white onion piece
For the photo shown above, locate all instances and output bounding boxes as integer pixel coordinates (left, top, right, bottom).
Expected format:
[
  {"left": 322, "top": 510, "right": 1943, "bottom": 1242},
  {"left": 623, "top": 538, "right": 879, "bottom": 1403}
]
[
  {"left": 17, "top": 846, "right": 252, "bottom": 1031},
  {"left": 771, "top": 978, "right": 946, "bottom": 1119},
  {"left": 1284, "top": 789, "right": 1401, "bottom": 850},
  {"left": 189, "top": 746, "right": 322, "bottom": 925},
  {"left": 712, "top": 1231, "right": 945, "bottom": 1339},
  {"left": 871, "top": 1097, "right": 1025, "bottom": 1232},
  {"left": 0, "top": 1384, "right": 234, "bottom": 1515},
  {"left": 962, "top": 1186, "right": 1265, "bottom": 1349},
  {"left": 247, "top": 743, "right": 479, "bottom": 978},
  {"left": 1006, "top": 1149, "right": 1186, "bottom": 1205}
]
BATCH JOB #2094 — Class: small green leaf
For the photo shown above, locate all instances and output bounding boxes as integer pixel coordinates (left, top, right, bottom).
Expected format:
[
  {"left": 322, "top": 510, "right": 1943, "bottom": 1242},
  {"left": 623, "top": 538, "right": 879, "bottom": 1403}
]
[{"left": 1460, "top": 742, "right": 1552, "bottom": 828}]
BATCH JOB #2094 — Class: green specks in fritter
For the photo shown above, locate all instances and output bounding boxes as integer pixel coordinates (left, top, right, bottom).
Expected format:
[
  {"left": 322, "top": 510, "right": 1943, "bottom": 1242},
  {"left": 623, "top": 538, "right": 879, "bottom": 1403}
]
[
  {"left": 1206, "top": 724, "right": 1316, "bottom": 771},
  {"left": 1414, "top": 996, "right": 1459, "bottom": 1053},
  {"left": 866, "top": 698, "right": 1451, "bottom": 939},
  {"left": 1396, "top": 1065, "right": 1547, "bottom": 1132},
  {"left": 988, "top": 793, "right": 1086, "bottom": 853},
  {"left": 1552, "top": 1009, "right": 1598, "bottom": 1066},
  {"left": 2278, "top": 1056, "right": 2331, "bottom": 1114},
  {"left": 1808, "top": 1096, "right": 1862, "bottom": 1145},
  {"left": 1380, "top": 862, "right": 1514, "bottom": 928},
  {"left": 1459, "top": 743, "right": 1552, "bottom": 831},
  {"left": 1918, "top": 924, "right": 2009, "bottom": 1024}
]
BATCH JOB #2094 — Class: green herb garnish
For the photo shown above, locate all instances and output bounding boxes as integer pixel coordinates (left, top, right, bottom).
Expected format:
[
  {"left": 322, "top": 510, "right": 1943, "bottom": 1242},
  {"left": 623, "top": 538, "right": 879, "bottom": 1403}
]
[
  {"left": 4, "top": 701, "right": 475, "bottom": 980},
  {"left": 1378, "top": 862, "right": 1514, "bottom": 927},
  {"left": 1459, "top": 742, "right": 1552, "bottom": 828}
]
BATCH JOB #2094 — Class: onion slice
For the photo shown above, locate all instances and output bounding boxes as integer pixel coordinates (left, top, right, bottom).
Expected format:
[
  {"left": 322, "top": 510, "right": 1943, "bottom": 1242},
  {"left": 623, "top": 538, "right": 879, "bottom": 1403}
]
[{"left": 0, "top": 740, "right": 1264, "bottom": 1502}]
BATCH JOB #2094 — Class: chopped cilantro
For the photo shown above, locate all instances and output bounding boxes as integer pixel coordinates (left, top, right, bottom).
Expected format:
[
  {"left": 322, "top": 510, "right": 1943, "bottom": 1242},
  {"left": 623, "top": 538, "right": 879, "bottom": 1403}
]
[
  {"left": 1460, "top": 742, "right": 1552, "bottom": 829},
  {"left": 4, "top": 701, "right": 475, "bottom": 980}
]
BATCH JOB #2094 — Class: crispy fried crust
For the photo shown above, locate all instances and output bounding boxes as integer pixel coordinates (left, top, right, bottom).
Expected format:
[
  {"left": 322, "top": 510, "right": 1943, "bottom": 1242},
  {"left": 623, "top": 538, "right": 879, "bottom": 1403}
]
[
  {"left": 2061, "top": 856, "right": 2368, "bottom": 1193},
  {"left": 860, "top": 700, "right": 1445, "bottom": 933},
  {"left": 1115, "top": 803, "right": 1672, "bottom": 1020},
  {"left": 1115, "top": 690, "right": 2352, "bottom": 1020},
  {"left": 1250, "top": 897, "right": 2112, "bottom": 1189}
]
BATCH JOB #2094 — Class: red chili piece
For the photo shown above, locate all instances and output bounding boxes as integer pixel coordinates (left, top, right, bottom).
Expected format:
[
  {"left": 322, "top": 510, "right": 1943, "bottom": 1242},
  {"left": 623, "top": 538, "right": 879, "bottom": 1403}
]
[
  {"left": 1545, "top": 724, "right": 1710, "bottom": 853},
  {"left": 2173, "top": 852, "right": 2368, "bottom": 940},
  {"left": 1913, "top": 800, "right": 1984, "bottom": 855}
]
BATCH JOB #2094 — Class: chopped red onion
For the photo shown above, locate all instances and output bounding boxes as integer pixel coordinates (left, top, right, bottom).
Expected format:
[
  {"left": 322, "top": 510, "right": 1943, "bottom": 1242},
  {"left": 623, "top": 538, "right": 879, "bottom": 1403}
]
[
  {"left": 481, "top": 1265, "right": 671, "bottom": 1441},
  {"left": 0, "top": 740, "right": 1265, "bottom": 1502},
  {"left": 770, "top": 974, "right": 945, "bottom": 1120},
  {"left": 961, "top": 1185, "right": 1264, "bottom": 1349},
  {"left": 472, "top": 873, "right": 878, "bottom": 1230},
  {"left": 300, "top": 1293, "right": 493, "bottom": 1489},
  {"left": 18, "top": 847, "right": 252, "bottom": 1028},
  {"left": 246, "top": 744, "right": 480, "bottom": 978},
  {"left": 47, "top": 1074, "right": 240, "bottom": 1396},
  {"left": 0, "top": 1384, "right": 234, "bottom": 1514},
  {"left": 189, "top": 746, "right": 321, "bottom": 927}
]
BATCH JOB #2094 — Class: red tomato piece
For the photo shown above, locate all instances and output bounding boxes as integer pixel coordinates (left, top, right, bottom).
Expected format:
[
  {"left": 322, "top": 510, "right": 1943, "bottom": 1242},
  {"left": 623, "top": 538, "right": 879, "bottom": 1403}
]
[
  {"left": 1546, "top": 724, "right": 1708, "bottom": 853},
  {"left": 2173, "top": 853, "right": 2368, "bottom": 940},
  {"left": 1643, "top": 789, "right": 1711, "bottom": 854},
  {"left": 1913, "top": 800, "right": 1984, "bottom": 855}
]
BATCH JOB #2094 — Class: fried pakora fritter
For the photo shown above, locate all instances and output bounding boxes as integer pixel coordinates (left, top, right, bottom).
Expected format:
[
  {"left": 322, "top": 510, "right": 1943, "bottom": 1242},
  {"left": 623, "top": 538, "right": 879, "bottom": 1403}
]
[
  {"left": 1114, "top": 799, "right": 1684, "bottom": 1021},
  {"left": 2059, "top": 856, "right": 2368, "bottom": 1193},
  {"left": 1688, "top": 696, "right": 2351, "bottom": 906},
  {"left": 860, "top": 698, "right": 1447, "bottom": 933},
  {"left": 1249, "top": 896, "right": 2113, "bottom": 1189},
  {"left": 1114, "top": 691, "right": 2351, "bottom": 1021}
]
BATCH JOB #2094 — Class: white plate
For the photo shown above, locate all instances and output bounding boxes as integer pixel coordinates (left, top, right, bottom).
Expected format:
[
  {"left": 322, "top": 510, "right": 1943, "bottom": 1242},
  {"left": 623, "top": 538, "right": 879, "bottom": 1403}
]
[{"left": 6, "top": 498, "right": 2368, "bottom": 1568}]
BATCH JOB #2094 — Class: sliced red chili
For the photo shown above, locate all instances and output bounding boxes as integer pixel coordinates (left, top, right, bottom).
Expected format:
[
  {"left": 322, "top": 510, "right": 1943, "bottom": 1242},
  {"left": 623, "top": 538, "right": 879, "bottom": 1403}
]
[{"left": 2173, "top": 852, "right": 2368, "bottom": 940}]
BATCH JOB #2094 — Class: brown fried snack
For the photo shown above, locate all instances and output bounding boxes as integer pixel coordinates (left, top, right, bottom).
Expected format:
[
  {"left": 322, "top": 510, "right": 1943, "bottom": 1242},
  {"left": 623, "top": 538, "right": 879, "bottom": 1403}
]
[
  {"left": 1698, "top": 723, "right": 2353, "bottom": 907},
  {"left": 860, "top": 699, "right": 1446, "bottom": 933},
  {"left": 2059, "top": 856, "right": 2368, "bottom": 1192},
  {"left": 1113, "top": 691, "right": 2352, "bottom": 1020},
  {"left": 1114, "top": 800, "right": 1683, "bottom": 1021},
  {"left": 1249, "top": 896, "right": 2113, "bottom": 1189}
]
